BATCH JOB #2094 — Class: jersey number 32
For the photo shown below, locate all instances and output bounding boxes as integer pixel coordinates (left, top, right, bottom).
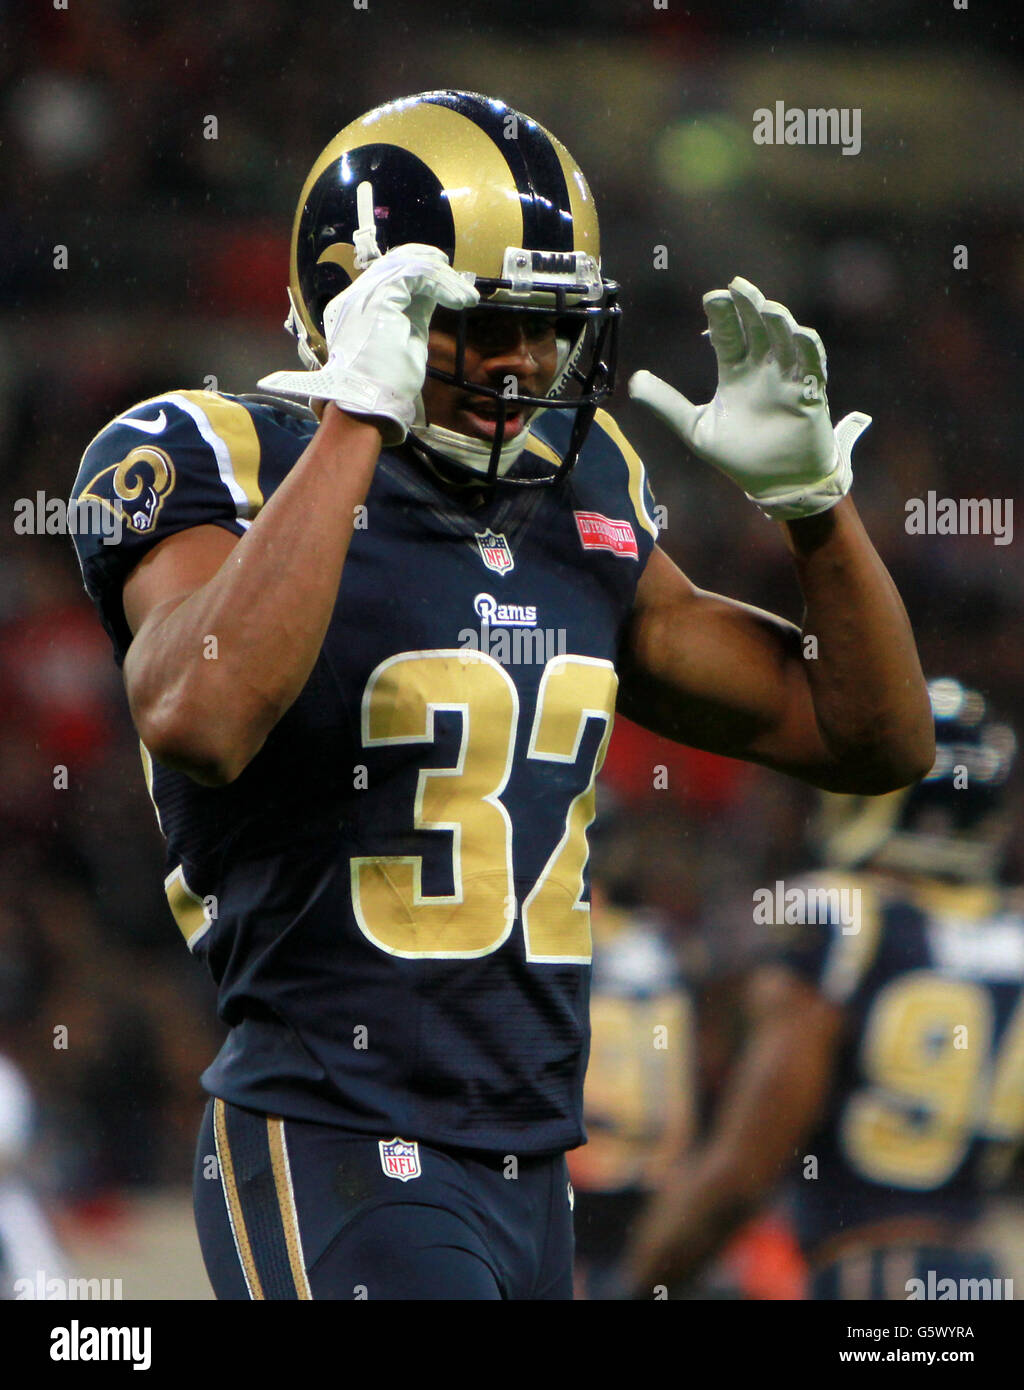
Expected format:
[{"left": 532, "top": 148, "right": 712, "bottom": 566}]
[{"left": 351, "top": 650, "right": 617, "bottom": 964}]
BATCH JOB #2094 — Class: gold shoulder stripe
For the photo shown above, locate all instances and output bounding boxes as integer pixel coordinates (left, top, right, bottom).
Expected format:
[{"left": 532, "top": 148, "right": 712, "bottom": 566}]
[
  {"left": 593, "top": 409, "right": 658, "bottom": 538},
  {"left": 169, "top": 391, "right": 264, "bottom": 522}
]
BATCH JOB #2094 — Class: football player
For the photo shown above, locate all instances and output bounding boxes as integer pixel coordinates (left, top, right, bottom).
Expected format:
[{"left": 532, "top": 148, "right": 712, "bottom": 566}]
[
  {"left": 623, "top": 679, "right": 1023, "bottom": 1301},
  {"left": 69, "top": 90, "right": 932, "bottom": 1300}
]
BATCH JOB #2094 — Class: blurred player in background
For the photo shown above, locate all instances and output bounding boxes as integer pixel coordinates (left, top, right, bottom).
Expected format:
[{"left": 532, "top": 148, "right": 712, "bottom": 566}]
[
  {"left": 572, "top": 807, "right": 807, "bottom": 1300},
  {"left": 625, "top": 678, "right": 1023, "bottom": 1300},
  {"left": 69, "top": 89, "right": 931, "bottom": 1299}
]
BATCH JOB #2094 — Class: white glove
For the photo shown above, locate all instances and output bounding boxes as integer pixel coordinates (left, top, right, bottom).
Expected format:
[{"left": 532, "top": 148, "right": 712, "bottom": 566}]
[
  {"left": 629, "top": 277, "right": 871, "bottom": 519},
  {"left": 259, "top": 243, "right": 479, "bottom": 445}
]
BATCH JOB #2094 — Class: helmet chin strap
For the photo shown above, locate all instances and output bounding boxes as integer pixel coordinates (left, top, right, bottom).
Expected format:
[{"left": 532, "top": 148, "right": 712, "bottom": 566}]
[
  {"left": 409, "top": 334, "right": 579, "bottom": 477},
  {"left": 409, "top": 415, "right": 534, "bottom": 477}
]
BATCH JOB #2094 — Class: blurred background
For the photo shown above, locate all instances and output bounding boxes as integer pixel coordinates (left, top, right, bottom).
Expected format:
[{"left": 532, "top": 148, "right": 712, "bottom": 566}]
[{"left": 0, "top": 0, "right": 1021, "bottom": 1298}]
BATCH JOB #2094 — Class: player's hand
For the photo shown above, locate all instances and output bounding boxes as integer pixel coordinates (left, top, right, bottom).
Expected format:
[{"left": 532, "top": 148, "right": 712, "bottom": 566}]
[
  {"left": 628, "top": 277, "right": 871, "bottom": 519},
  {"left": 259, "top": 244, "right": 479, "bottom": 446}
]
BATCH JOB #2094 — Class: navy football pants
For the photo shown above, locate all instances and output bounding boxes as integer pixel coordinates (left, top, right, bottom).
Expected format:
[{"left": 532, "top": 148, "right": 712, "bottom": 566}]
[{"left": 193, "top": 1099, "right": 575, "bottom": 1299}]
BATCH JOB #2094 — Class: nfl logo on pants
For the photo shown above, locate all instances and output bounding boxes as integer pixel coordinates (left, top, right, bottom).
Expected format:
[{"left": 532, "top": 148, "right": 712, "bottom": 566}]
[{"left": 379, "top": 1137, "right": 422, "bottom": 1181}]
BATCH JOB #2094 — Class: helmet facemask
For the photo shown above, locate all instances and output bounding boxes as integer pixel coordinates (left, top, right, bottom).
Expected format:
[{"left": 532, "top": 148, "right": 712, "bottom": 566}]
[{"left": 409, "top": 271, "right": 620, "bottom": 487}]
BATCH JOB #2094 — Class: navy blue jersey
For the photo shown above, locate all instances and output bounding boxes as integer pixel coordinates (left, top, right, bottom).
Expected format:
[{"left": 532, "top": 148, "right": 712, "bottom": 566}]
[
  {"left": 70, "top": 390, "right": 658, "bottom": 1154},
  {"left": 778, "top": 875, "right": 1024, "bottom": 1253}
]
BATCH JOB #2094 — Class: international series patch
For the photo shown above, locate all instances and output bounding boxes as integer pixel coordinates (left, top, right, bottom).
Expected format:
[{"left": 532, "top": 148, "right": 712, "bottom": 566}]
[
  {"left": 379, "top": 1137, "right": 421, "bottom": 1181},
  {"left": 574, "top": 511, "right": 638, "bottom": 559},
  {"left": 475, "top": 529, "right": 514, "bottom": 575}
]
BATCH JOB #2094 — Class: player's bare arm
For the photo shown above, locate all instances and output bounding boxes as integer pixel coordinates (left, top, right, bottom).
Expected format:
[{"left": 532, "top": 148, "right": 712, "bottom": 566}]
[
  {"left": 623, "top": 965, "right": 842, "bottom": 1295},
  {"left": 618, "top": 278, "right": 933, "bottom": 792},
  {"left": 619, "top": 503, "right": 932, "bottom": 791},
  {"left": 122, "top": 406, "right": 383, "bottom": 786}
]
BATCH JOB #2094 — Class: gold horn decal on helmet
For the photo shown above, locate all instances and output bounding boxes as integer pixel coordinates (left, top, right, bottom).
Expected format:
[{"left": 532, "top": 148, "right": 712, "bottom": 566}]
[
  {"left": 316, "top": 241, "right": 360, "bottom": 281},
  {"left": 289, "top": 100, "right": 527, "bottom": 357}
]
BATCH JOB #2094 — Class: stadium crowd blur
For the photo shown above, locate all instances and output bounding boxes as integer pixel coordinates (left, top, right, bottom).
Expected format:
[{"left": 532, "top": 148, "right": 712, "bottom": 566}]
[{"left": 0, "top": 0, "right": 1020, "bottom": 1273}]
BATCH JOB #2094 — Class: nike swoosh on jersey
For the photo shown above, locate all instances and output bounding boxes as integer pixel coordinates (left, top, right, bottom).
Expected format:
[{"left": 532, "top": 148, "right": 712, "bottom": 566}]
[{"left": 119, "top": 410, "right": 168, "bottom": 435}]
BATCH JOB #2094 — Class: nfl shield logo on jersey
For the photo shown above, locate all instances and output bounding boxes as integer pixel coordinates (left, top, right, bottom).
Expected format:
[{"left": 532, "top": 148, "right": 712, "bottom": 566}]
[
  {"left": 379, "top": 1137, "right": 422, "bottom": 1181},
  {"left": 475, "top": 529, "right": 514, "bottom": 575}
]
